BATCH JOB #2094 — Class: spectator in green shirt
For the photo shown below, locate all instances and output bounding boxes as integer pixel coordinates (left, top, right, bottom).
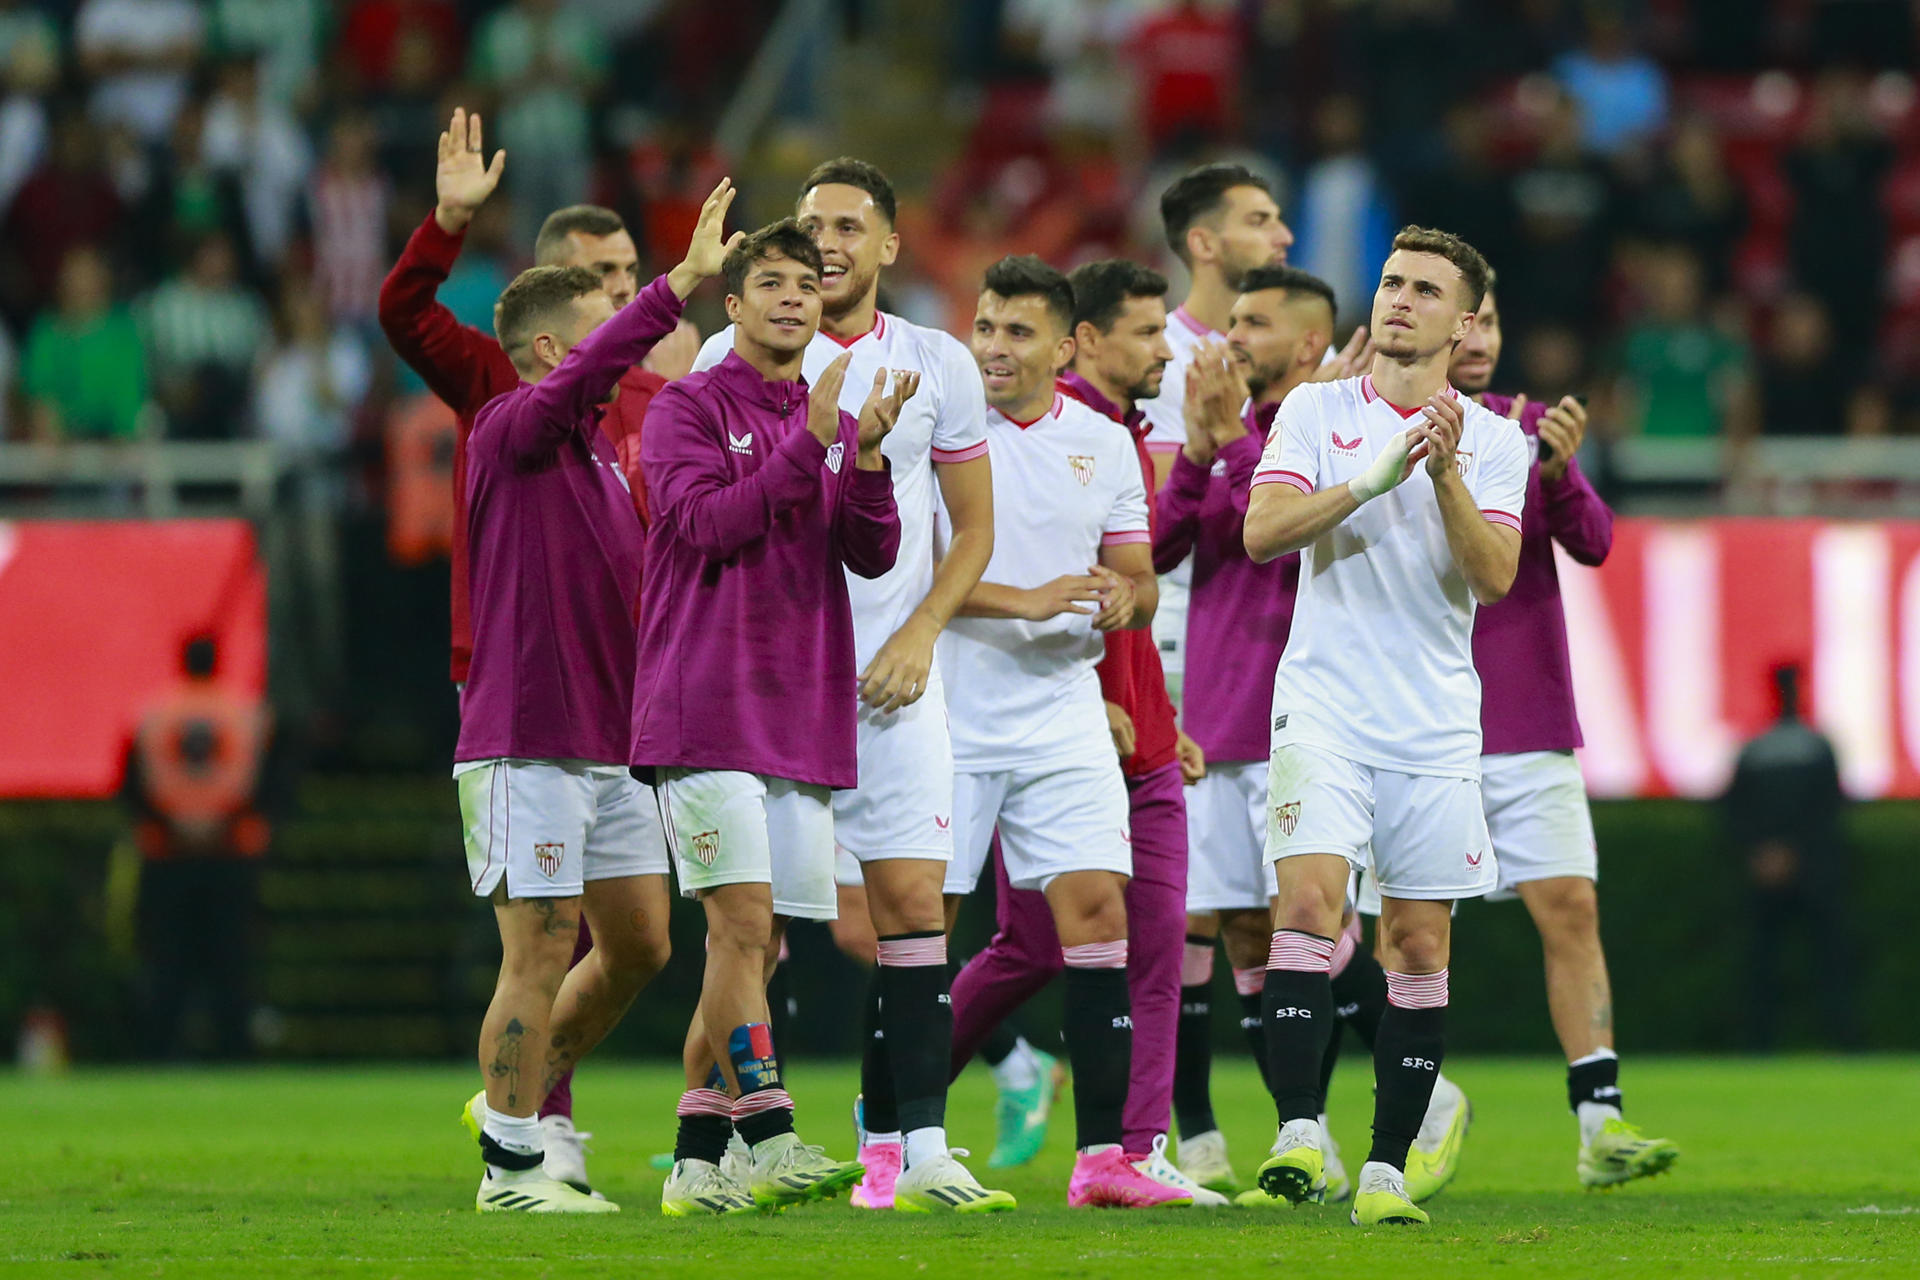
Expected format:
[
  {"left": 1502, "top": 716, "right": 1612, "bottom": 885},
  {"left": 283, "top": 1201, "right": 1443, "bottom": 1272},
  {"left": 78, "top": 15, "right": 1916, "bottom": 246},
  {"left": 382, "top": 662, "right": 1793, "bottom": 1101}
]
[
  {"left": 1614, "top": 242, "right": 1756, "bottom": 438},
  {"left": 23, "top": 244, "right": 149, "bottom": 441}
]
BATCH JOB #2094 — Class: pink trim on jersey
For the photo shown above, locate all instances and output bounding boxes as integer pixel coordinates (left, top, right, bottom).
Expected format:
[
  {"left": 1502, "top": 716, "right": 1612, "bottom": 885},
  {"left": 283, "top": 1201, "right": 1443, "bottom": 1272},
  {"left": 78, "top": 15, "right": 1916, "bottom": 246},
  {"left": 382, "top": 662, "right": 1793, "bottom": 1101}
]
[
  {"left": 1001, "top": 393, "right": 1064, "bottom": 430},
  {"left": 1251, "top": 469, "right": 1313, "bottom": 494},
  {"left": 1172, "top": 305, "right": 1221, "bottom": 339},
  {"left": 930, "top": 440, "right": 989, "bottom": 464},
  {"left": 1482, "top": 509, "right": 1522, "bottom": 532},
  {"left": 1101, "top": 529, "right": 1150, "bottom": 546},
  {"left": 821, "top": 312, "right": 886, "bottom": 349},
  {"left": 1386, "top": 968, "right": 1449, "bottom": 1009},
  {"left": 1145, "top": 439, "right": 1183, "bottom": 454},
  {"left": 1361, "top": 375, "right": 1456, "bottom": 419},
  {"left": 876, "top": 935, "right": 948, "bottom": 967}
]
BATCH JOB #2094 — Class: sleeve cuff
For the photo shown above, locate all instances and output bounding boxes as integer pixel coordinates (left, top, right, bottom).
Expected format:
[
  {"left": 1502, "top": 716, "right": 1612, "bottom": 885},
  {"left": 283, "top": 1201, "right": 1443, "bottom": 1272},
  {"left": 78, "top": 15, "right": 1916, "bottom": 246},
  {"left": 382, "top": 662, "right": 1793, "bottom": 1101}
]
[
  {"left": 1482, "top": 509, "right": 1523, "bottom": 532},
  {"left": 849, "top": 457, "right": 895, "bottom": 495},
  {"left": 1145, "top": 440, "right": 1182, "bottom": 455},
  {"left": 1101, "top": 529, "right": 1150, "bottom": 546},
  {"left": 931, "top": 440, "right": 989, "bottom": 464},
  {"left": 411, "top": 209, "right": 466, "bottom": 268},
  {"left": 1251, "top": 470, "right": 1313, "bottom": 495}
]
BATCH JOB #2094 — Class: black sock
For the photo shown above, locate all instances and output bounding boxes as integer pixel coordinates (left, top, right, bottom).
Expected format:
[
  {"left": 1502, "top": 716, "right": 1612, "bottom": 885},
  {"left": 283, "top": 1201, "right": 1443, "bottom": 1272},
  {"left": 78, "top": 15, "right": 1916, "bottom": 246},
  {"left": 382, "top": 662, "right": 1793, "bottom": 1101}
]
[
  {"left": 859, "top": 978, "right": 898, "bottom": 1135},
  {"left": 1368, "top": 1004, "right": 1445, "bottom": 1170},
  {"left": 1315, "top": 1019, "right": 1342, "bottom": 1114},
  {"left": 672, "top": 1090, "right": 732, "bottom": 1165},
  {"left": 877, "top": 933, "right": 952, "bottom": 1136},
  {"left": 1172, "top": 982, "right": 1217, "bottom": 1137},
  {"left": 1237, "top": 989, "right": 1270, "bottom": 1079},
  {"left": 979, "top": 1019, "right": 1018, "bottom": 1067},
  {"left": 1568, "top": 1054, "right": 1622, "bottom": 1114},
  {"left": 1331, "top": 948, "right": 1389, "bottom": 1049},
  {"left": 726, "top": 1022, "right": 795, "bottom": 1148},
  {"left": 1062, "top": 965, "right": 1131, "bottom": 1149},
  {"left": 1262, "top": 962, "right": 1335, "bottom": 1124}
]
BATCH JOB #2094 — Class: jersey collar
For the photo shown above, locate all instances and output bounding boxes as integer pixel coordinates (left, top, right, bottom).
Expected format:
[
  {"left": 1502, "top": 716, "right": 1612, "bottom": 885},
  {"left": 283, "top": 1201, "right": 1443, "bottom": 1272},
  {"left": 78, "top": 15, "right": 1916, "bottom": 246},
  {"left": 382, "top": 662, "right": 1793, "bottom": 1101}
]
[
  {"left": 1172, "top": 305, "right": 1222, "bottom": 339},
  {"left": 1361, "top": 374, "right": 1453, "bottom": 420},
  {"left": 819, "top": 311, "right": 886, "bottom": 350},
  {"left": 993, "top": 391, "right": 1065, "bottom": 429}
]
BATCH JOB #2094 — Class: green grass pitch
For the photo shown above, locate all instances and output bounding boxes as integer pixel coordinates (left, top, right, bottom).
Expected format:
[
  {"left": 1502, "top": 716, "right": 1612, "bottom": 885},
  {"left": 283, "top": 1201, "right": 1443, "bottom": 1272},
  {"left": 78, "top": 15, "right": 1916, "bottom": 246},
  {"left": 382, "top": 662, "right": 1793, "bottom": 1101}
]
[{"left": 13, "top": 1056, "right": 1918, "bottom": 1278}]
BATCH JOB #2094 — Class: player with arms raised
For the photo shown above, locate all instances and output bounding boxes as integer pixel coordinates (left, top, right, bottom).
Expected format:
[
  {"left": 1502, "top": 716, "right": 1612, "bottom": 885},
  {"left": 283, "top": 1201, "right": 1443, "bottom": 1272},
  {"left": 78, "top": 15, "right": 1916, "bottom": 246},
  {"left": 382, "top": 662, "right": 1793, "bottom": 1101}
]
[
  {"left": 1243, "top": 227, "right": 1526, "bottom": 1226},
  {"left": 690, "top": 159, "right": 1007, "bottom": 1213}
]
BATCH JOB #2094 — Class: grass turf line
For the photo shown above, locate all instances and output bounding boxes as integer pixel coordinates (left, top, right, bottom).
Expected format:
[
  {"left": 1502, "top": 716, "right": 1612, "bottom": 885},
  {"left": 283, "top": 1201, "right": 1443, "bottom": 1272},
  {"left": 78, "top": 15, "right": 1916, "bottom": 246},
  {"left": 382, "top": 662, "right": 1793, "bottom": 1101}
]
[{"left": 13, "top": 1056, "right": 1919, "bottom": 1278}]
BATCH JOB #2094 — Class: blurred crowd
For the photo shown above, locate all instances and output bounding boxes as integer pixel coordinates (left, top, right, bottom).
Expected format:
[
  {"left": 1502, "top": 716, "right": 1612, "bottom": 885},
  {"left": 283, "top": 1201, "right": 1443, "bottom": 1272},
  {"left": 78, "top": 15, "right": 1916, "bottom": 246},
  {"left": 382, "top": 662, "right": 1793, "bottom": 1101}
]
[
  {"left": 0, "top": 0, "right": 773, "bottom": 470},
  {"left": 926, "top": 0, "right": 1920, "bottom": 441},
  {"left": 3, "top": 0, "right": 1919, "bottom": 479}
]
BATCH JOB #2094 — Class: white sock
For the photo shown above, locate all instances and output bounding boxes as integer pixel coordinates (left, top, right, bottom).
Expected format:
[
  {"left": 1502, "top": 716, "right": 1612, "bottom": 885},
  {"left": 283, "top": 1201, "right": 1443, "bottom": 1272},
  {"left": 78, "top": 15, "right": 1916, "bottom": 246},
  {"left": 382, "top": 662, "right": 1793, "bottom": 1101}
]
[
  {"left": 864, "top": 1129, "right": 903, "bottom": 1148},
  {"left": 1576, "top": 1100, "right": 1622, "bottom": 1145},
  {"left": 1079, "top": 1142, "right": 1121, "bottom": 1156},
  {"left": 903, "top": 1126, "right": 947, "bottom": 1169},
  {"left": 990, "top": 1037, "right": 1041, "bottom": 1092},
  {"left": 482, "top": 1105, "right": 544, "bottom": 1183}
]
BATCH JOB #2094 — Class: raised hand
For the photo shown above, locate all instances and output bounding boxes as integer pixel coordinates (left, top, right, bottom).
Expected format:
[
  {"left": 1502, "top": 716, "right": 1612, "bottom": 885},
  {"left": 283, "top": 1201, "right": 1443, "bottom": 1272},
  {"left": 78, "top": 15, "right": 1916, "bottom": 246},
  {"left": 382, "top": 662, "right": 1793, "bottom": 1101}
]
[
  {"left": 807, "top": 351, "right": 852, "bottom": 446},
  {"left": 667, "top": 178, "right": 744, "bottom": 299},
  {"left": 1181, "top": 346, "right": 1220, "bottom": 467},
  {"left": 1536, "top": 395, "right": 1586, "bottom": 483},
  {"left": 435, "top": 107, "right": 505, "bottom": 233},
  {"left": 1309, "top": 325, "right": 1374, "bottom": 382},
  {"left": 1418, "top": 391, "right": 1465, "bottom": 479},
  {"left": 857, "top": 368, "right": 921, "bottom": 454},
  {"left": 1198, "top": 346, "right": 1250, "bottom": 447}
]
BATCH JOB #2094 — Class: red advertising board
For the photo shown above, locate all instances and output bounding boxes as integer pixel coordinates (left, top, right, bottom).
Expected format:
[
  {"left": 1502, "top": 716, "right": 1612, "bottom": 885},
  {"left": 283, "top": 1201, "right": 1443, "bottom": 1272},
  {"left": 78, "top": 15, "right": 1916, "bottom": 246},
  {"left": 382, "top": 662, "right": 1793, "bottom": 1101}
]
[
  {"left": 1564, "top": 518, "right": 1920, "bottom": 798},
  {"left": 0, "top": 519, "right": 266, "bottom": 798}
]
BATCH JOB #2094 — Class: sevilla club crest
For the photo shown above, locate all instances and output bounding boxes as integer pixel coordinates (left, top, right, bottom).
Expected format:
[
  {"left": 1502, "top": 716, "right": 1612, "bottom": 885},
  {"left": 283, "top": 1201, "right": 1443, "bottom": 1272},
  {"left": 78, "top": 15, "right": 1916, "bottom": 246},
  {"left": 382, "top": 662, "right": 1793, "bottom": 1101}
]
[
  {"left": 1275, "top": 801, "right": 1301, "bottom": 838},
  {"left": 534, "top": 842, "right": 564, "bottom": 876},
  {"left": 690, "top": 829, "right": 720, "bottom": 868},
  {"left": 1069, "top": 454, "right": 1095, "bottom": 485},
  {"left": 825, "top": 441, "right": 845, "bottom": 474},
  {"left": 1455, "top": 449, "right": 1473, "bottom": 477}
]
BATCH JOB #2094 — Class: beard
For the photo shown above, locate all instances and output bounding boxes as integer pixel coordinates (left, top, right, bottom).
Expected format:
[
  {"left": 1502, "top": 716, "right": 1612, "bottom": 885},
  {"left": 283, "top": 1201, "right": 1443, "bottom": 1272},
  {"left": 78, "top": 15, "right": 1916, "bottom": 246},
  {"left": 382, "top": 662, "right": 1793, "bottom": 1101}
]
[{"left": 821, "top": 259, "right": 881, "bottom": 320}]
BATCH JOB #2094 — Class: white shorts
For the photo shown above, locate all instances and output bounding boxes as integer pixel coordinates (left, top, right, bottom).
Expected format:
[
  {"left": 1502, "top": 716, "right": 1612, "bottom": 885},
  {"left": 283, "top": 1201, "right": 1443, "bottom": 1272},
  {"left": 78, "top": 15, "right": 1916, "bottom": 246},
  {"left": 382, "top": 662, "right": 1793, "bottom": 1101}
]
[
  {"left": 1264, "top": 742, "right": 1497, "bottom": 902},
  {"left": 1185, "top": 760, "right": 1273, "bottom": 912},
  {"left": 656, "top": 769, "right": 837, "bottom": 921},
  {"left": 831, "top": 676, "right": 956, "bottom": 885},
  {"left": 944, "top": 758, "right": 1132, "bottom": 895},
  {"left": 456, "top": 759, "right": 668, "bottom": 899},
  {"left": 1481, "top": 750, "right": 1597, "bottom": 899}
]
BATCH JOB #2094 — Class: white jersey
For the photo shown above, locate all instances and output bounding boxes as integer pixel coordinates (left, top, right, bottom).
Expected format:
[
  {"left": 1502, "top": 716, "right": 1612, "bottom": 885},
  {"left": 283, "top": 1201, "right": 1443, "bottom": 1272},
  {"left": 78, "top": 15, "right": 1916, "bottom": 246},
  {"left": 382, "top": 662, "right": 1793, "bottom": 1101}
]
[
  {"left": 940, "top": 392, "right": 1150, "bottom": 772},
  {"left": 1251, "top": 374, "right": 1528, "bottom": 778},
  {"left": 693, "top": 313, "right": 989, "bottom": 670}
]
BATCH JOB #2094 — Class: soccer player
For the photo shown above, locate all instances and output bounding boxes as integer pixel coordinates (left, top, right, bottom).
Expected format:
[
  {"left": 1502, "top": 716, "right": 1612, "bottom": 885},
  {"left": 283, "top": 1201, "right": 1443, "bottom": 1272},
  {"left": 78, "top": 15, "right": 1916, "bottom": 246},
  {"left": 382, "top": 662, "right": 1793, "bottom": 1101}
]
[
  {"left": 632, "top": 219, "right": 909, "bottom": 1215},
  {"left": 1143, "top": 166, "right": 1368, "bottom": 1136},
  {"left": 380, "top": 109, "right": 678, "bottom": 1193},
  {"left": 1243, "top": 227, "right": 1527, "bottom": 1226},
  {"left": 689, "top": 159, "right": 1010, "bottom": 1212},
  {"left": 1449, "top": 280, "right": 1680, "bottom": 1188},
  {"left": 940, "top": 256, "right": 1188, "bottom": 1209},
  {"left": 947, "top": 258, "right": 1217, "bottom": 1205},
  {"left": 454, "top": 179, "right": 737, "bottom": 1213},
  {"left": 1156, "top": 265, "right": 1394, "bottom": 1204}
]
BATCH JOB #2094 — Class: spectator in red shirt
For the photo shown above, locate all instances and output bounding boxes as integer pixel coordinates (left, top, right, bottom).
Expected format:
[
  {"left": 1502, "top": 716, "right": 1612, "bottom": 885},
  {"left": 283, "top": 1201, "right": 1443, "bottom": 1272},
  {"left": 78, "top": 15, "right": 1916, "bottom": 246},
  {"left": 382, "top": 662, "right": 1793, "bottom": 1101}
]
[{"left": 1127, "top": 0, "right": 1239, "bottom": 155}]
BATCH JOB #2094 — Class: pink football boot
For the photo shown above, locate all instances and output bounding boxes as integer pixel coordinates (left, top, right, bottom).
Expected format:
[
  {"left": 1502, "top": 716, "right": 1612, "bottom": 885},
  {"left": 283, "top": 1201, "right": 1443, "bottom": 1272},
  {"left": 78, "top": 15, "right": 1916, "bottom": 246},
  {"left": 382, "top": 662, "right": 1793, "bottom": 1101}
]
[{"left": 1068, "top": 1147, "right": 1194, "bottom": 1208}]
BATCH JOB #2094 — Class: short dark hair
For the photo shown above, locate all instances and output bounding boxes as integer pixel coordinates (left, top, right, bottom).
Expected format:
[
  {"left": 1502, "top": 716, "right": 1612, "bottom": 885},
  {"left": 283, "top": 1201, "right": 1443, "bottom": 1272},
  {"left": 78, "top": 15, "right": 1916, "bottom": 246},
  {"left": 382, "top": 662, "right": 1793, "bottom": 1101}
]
[
  {"left": 183, "top": 634, "right": 217, "bottom": 678},
  {"left": 1067, "top": 259, "right": 1169, "bottom": 334},
  {"left": 1389, "top": 225, "right": 1493, "bottom": 311},
  {"left": 534, "top": 205, "right": 628, "bottom": 265},
  {"left": 981, "top": 254, "right": 1074, "bottom": 332},
  {"left": 799, "top": 156, "right": 897, "bottom": 227},
  {"left": 1160, "top": 164, "right": 1274, "bottom": 263},
  {"left": 493, "top": 265, "right": 603, "bottom": 371},
  {"left": 722, "top": 218, "right": 825, "bottom": 296},
  {"left": 1237, "top": 265, "right": 1337, "bottom": 315}
]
